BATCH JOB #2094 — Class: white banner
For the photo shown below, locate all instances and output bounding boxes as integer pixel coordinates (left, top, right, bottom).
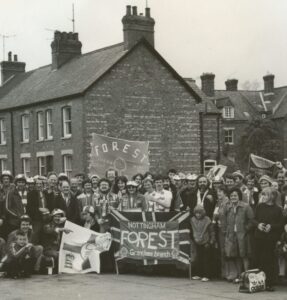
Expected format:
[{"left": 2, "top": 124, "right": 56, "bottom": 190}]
[{"left": 59, "top": 221, "right": 112, "bottom": 274}]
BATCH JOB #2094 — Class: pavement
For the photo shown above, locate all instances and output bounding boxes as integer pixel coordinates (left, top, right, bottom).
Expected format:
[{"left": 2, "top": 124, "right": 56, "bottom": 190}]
[{"left": 1, "top": 273, "right": 287, "bottom": 300}]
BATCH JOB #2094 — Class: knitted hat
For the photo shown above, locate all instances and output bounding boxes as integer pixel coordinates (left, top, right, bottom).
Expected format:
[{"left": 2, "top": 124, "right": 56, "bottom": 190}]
[
  {"left": 14, "top": 174, "right": 27, "bottom": 184},
  {"left": 51, "top": 209, "right": 65, "bottom": 217},
  {"left": 0, "top": 170, "right": 13, "bottom": 182},
  {"left": 232, "top": 171, "right": 244, "bottom": 179},
  {"left": 259, "top": 175, "right": 273, "bottom": 185},
  {"left": 186, "top": 174, "right": 197, "bottom": 181},
  {"left": 126, "top": 181, "right": 138, "bottom": 187}
]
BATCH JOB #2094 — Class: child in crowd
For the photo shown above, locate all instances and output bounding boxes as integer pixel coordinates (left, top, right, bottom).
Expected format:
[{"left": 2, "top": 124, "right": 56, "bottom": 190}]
[
  {"left": 3, "top": 230, "right": 36, "bottom": 278},
  {"left": 277, "top": 224, "right": 287, "bottom": 277},
  {"left": 190, "top": 205, "right": 215, "bottom": 282}
]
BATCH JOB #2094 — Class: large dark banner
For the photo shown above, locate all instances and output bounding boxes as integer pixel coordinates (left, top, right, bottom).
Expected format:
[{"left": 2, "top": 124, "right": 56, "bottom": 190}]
[{"left": 110, "top": 210, "right": 191, "bottom": 265}]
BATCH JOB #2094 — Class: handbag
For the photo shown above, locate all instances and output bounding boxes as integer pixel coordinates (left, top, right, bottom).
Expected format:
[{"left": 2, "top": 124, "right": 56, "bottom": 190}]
[{"left": 239, "top": 269, "right": 266, "bottom": 293}]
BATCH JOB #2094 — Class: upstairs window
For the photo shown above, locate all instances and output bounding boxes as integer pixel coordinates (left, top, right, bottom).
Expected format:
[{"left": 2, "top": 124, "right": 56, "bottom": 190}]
[
  {"left": 21, "top": 114, "right": 30, "bottom": 142},
  {"left": 204, "top": 160, "right": 217, "bottom": 174},
  {"left": 62, "top": 106, "right": 72, "bottom": 138},
  {"left": 46, "top": 110, "right": 53, "bottom": 139},
  {"left": 223, "top": 106, "right": 234, "bottom": 119},
  {"left": 0, "top": 119, "right": 6, "bottom": 145},
  {"left": 38, "top": 156, "right": 46, "bottom": 176},
  {"left": 37, "top": 111, "right": 44, "bottom": 141}
]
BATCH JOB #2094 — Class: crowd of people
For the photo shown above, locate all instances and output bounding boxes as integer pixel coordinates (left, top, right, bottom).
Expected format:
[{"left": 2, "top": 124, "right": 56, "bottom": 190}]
[{"left": 0, "top": 166, "right": 286, "bottom": 291}]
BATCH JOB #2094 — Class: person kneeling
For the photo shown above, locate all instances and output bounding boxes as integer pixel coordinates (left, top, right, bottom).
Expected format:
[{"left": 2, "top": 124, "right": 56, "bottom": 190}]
[
  {"left": 190, "top": 205, "right": 215, "bottom": 282},
  {"left": 3, "top": 230, "right": 37, "bottom": 278}
]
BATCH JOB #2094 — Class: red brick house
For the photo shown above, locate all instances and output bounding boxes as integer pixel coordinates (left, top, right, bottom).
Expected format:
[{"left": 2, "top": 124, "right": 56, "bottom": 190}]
[{"left": 0, "top": 6, "right": 220, "bottom": 177}]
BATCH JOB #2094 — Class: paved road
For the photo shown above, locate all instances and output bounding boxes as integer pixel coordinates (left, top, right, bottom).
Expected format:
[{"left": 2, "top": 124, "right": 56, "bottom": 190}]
[{"left": 0, "top": 273, "right": 287, "bottom": 300}]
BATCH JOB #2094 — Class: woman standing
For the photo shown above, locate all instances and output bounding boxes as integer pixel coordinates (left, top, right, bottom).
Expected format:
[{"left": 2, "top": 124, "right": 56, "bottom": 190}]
[
  {"left": 143, "top": 178, "right": 155, "bottom": 212},
  {"left": 212, "top": 186, "right": 229, "bottom": 279},
  {"left": 254, "top": 187, "right": 284, "bottom": 291},
  {"left": 222, "top": 187, "right": 254, "bottom": 283}
]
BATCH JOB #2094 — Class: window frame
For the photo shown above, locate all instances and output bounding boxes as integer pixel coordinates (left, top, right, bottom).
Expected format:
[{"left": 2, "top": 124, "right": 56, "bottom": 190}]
[
  {"left": 223, "top": 106, "right": 235, "bottom": 119},
  {"left": 0, "top": 119, "right": 7, "bottom": 145},
  {"left": 37, "top": 111, "right": 45, "bottom": 141},
  {"left": 0, "top": 159, "right": 7, "bottom": 173},
  {"left": 46, "top": 109, "right": 53, "bottom": 140},
  {"left": 21, "top": 114, "right": 30, "bottom": 142},
  {"left": 38, "top": 156, "right": 46, "bottom": 176},
  {"left": 62, "top": 106, "right": 72, "bottom": 138},
  {"left": 22, "top": 158, "right": 31, "bottom": 177},
  {"left": 224, "top": 128, "right": 234, "bottom": 145},
  {"left": 63, "top": 154, "right": 72, "bottom": 178}
]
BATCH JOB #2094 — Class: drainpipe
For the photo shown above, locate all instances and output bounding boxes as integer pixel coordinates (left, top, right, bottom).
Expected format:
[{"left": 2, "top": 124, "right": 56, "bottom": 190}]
[
  {"left": 199, "top": 112, "right": 204, "bottom": 173},
  {"left": 217, "top": 115, "right": 221, "bottom": 162},
  {"left": 10, "top": 111, "right": 15, "bottom": 174}
]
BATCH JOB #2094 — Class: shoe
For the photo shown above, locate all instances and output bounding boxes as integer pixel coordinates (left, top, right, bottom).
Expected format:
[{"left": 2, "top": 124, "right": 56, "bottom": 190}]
[
  {"left": 201, "top": 277, "right": 209, "bottom": 282},
  {"left": 266, "top": 286, "right": 275, "bottom": 292},
  {"left": 192, "top": 276, "right": 201, "bottom": 280}
]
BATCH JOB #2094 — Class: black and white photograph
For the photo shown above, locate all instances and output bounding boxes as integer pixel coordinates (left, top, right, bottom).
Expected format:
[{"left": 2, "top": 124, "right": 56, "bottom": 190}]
[{"left": 0, "top": 0, "right": 287, "bottom": 299}]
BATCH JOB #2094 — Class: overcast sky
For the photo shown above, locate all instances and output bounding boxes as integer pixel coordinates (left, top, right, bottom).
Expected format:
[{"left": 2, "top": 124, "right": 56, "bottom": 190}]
[{"left": 1, "top": 0, "right": 287, "bottom": 90}]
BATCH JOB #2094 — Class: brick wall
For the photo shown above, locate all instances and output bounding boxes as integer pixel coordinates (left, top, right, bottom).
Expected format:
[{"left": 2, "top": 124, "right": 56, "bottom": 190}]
[{"left": 83, "top": 44, "right": 203, "bottom": 174}]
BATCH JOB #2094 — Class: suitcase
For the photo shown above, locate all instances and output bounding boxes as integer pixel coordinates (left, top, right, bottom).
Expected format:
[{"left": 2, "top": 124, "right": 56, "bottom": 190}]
[{"left": 239, "top": 269, "right": 266, "bottom": 293}]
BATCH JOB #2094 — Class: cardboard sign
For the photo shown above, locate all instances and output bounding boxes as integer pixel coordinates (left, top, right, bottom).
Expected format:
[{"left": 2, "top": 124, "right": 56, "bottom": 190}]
[
  {"left": 249, "top": 154, "right": 276, "bottom": 176},
  {"left": 59, "top": 221, "right": 112, "bottom": 274},
  {"left": 89, "top": 133, "right": 150, "bottom": 178}
]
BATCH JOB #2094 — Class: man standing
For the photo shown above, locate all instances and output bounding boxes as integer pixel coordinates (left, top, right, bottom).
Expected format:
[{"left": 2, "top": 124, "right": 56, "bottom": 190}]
[
  {"left": 190, "top": 175, "right": 215, "bottom": 219},
  {"left": 6, "top": 174, "right": 28, "bottom": 234}
]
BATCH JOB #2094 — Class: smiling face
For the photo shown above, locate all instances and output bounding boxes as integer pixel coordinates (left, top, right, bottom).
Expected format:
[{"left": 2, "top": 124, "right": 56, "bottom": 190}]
[
  {"left": 127, "top": 185, "right": 137, "bottom": 195},
  {"left": 99, "top": 181, "right": 110, "bottom": 193},
  {"left": 16, "top": 234, "right": 28, "bottom": 247},
  {"left": 230, "top": 191, "right": 240, "bottom": 204},
  {"left": 144, "top": 180, "right": 153, "bottom": 193},
  {"left": 117, "top": 180, "right": 126, "bottom": 191},
  {"left": 20, "top": 221, "right": 30, "bottom": 233},
  {"left": 84, "top": 182, "right": 92, "bottom": 194},
  {"left": 198, "top": 177, "right": 208, "bottom": 192},
  {"left": 260, "top": 179, "right": 271, "bottom": 190}
]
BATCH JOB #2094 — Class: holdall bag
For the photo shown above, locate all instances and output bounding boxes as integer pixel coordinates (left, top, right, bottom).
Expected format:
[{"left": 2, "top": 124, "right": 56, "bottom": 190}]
[{"left": 239, "top": 269, "right": 266, "bottom": 293}]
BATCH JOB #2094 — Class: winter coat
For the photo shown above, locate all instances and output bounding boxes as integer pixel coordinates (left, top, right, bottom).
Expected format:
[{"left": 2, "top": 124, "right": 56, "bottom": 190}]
[{"left": 222, "top": 201, "right": 254, "bottom": 258}]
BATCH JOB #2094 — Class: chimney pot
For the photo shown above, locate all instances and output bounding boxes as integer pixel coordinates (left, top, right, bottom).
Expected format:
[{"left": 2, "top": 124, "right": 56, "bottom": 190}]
[
  {"left": 8, "top": 51, "right": 12, "bottom": 62},
  {"left": 200, "top": 73, "right": 215, "bottom": 97},
  {"left": 122, "top": 6, "right": 155, "bottom": 50},
  {"left": 132, "top": 6, "right": 137, "bottom": 15},
  {"left": 225, "top": 79, "right": 238, "bottom": 91},
  {"left": 263, "top": 74, "right": 275, "bottom": 94},
  {"left": 126, "top": 5, "right": 131, "bottom": 16},
  {"left": 145, "top": 7, "right": 151, "bottom": 18},
  {"left": 13, "top": 54, "right": 18, "bottom": 62}
]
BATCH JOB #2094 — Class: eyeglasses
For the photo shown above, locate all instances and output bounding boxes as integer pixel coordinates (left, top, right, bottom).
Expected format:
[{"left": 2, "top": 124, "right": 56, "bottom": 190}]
[{"left": 127, "top": 186, "right": 136, "bottom": 189}]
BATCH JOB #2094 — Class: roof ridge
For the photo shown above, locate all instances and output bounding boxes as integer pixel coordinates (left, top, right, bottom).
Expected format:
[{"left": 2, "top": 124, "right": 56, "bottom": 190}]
[{"left": 80, "top": 42, "right": 125, "bottom": 57}]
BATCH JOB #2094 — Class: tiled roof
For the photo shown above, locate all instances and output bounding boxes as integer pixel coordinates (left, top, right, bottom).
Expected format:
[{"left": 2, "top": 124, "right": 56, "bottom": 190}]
[
  {"left": 0, "top": 40, "right": 207, "bottom": 111},
  {"left": 0, "top": 43, "right": 127, "bottom": 110},
  {"left": 214, "top": 90, "right": 259, "bottom": 121}
]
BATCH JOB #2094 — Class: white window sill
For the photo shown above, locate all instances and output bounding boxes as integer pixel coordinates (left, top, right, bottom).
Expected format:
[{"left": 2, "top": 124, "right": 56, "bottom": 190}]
[
  {"left": 36, "top": 139, "right": 45, "bottom": 143},
  {"left": 61, "top": 135, "right": 72, "bottom": 140},
  {"left": 0, "top": 143, "right": 7, "bottom": 146},
  {"left": 21, "top": 141, "right": 30, "bottom": 144},
  {"left": 46, "top": 137, "right": 53, "bottom": 141}
]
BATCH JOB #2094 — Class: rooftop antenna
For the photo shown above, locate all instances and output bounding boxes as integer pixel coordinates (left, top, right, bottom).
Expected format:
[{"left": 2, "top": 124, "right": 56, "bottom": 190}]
[
  {"left": 0, "top": 34, "right": 16, "bottom": 61},
  {"left": 69, "top": 3, "right": 75, "bottom": 33}
]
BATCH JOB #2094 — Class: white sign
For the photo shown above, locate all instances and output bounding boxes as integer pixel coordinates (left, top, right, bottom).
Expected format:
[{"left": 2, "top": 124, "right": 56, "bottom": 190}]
[{"left": 59, "top": 221, "right": 112, "bottom": 274}]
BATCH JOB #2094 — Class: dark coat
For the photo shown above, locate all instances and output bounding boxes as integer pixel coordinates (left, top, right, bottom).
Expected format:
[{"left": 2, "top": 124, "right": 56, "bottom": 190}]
[
  {"left": 189, "top": 189, "right": 216, "bottom": 219},
  {"left": 6, "top": 188, "right": 26, "bottom": 227},
  {"left": 26, "top": 190, "right": 45, "bottom": 222},
  {"left": 54, "top": 193, "right": 80, "bottom": 224}
]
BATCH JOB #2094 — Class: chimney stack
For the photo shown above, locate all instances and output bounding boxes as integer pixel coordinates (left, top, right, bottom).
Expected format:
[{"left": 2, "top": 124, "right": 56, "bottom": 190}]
[
  {"left": 225, "top": 79, "right": 238, "bottom": 91},
  {"left": 0, "top": 51, "right": 26, "bottom": 85},
  {"left": 263, "top": 74, "right": 275, "bottom": 94},
  {"left": 201, "top": 73, "right": 215, "bottom": 97},
  {"left": 51, "top": 31, "right": 82, "bottom": 70},
  {"left": 122, "top": 5, "right": 155, "bottom": 50}
]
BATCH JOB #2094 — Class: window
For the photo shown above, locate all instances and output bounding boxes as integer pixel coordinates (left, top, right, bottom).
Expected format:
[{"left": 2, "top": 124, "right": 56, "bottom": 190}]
[
  {"left": 46, "top": 110, "right": 53, "bottom": 139},
  {"left": 0, "top": 119, "right": 6, "bottom": 145},
  {"left": 223, "top": 106, "right": 234, "bottom": 119},
  {"left": 21, "top": 114, "right": 29, "bottom": 142},
  {"left": 62, "top": 106, "right": 72, "bottom": 137},
  {"left": 0, "top": 159, "right": 7, "bottom": 173},
  {"left": 37, "top": 111, "right": 44, "bottom": 141},
  {"left": 224, "top": 128, "right": 234, "bottom": 144},
  {"left": 63, "top": 155, "right": 72, "bottom": 178},
  {"left": 22, "top": 158, "right": 31, "bottom": 177},
  {"left": 38, "top": 157, "right": 46, "bottom": 176},
  {"left": 204, "top": 160, "right": 217, "bottom": 174}
]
